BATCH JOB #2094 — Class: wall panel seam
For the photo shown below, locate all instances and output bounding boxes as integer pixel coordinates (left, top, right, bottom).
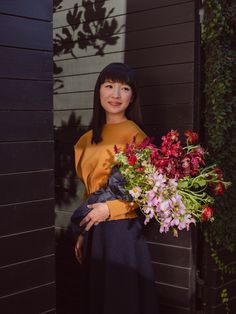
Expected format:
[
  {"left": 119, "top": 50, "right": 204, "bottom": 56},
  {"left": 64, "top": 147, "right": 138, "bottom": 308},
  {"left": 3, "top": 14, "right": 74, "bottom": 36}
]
[
  {"left": 147, "top": 241, "right": 191, "bottom": 249},
  {"left": 0, "top": 281, "right": 55, "bottom": 299},
  {"left": 152, "top": 261, "right": 191, "bottom": 270},
  {"left": 0, "top": 254, "right": 55, "bottom": 270},
  {"left": 0, "top": 226, "right": 54, "bottom": 239},
  {"left": 0, "top": 12, "right": 52, "bottom": 23},
  {"left": 0, "top": 169, "right": 54, "bottom": 177},
  {"left": 155, "top": 280, "right": 189, "bottom": 290},
  {"left": 0, "top": 44, "right": 52, "bottom": 53}
]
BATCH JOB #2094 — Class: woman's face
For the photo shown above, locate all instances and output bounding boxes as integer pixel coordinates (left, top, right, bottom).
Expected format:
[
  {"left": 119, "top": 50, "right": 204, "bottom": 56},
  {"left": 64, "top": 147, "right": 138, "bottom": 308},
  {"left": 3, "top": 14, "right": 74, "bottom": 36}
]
[{"left": 99, "top": 80, "right": 133, "bottom": 118}]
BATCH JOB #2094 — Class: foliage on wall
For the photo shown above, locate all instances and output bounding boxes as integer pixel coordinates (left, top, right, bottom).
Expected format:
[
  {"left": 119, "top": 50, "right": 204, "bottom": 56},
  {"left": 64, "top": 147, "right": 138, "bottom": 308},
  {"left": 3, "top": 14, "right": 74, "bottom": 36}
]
[
  {"left": 202, "top": 0, "right": 236, "bottom": 311},
  {"left": 202, "top": 0, "right": 236, "bottom": 251}
]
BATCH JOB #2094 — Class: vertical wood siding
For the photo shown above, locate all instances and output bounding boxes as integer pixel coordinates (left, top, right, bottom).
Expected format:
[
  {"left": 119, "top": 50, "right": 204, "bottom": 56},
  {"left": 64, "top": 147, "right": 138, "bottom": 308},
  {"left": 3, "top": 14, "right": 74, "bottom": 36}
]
[
  {"left": 0, "top": 1, "right": 55, "bottom": 313},
  {"left": 54, "top": 0, "right": 199, "bottom": 312}
]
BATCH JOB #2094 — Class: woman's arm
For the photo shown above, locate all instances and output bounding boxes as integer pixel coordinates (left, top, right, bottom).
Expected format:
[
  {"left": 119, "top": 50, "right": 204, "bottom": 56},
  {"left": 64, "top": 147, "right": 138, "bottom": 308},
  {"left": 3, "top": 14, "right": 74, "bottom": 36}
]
[
  {"left": 75, "top": 234, "right": 85, "bottom": 264},
  {"left": 79, "top": 202, "right": 110, "bottom": 231}
]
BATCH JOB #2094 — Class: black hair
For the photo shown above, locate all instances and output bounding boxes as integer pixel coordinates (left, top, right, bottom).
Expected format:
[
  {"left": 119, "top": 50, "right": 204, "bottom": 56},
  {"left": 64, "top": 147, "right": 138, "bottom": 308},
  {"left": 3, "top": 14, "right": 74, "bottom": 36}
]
[{"left": 91, "top": 62, "right": 143, "bottom": 143}]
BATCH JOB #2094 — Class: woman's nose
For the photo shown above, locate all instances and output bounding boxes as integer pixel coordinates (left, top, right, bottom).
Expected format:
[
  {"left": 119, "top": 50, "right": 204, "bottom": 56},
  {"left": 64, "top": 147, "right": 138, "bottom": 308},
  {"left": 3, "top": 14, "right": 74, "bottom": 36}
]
[{"left": 112, "top": 86, "right": 121, "bottom": 98}]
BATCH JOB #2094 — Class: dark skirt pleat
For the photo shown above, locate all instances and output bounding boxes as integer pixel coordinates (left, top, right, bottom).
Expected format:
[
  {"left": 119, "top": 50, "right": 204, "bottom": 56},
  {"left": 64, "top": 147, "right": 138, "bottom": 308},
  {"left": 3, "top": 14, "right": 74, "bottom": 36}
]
[{"left": 79, "top": 218, "right": 159, "bottom": 314}]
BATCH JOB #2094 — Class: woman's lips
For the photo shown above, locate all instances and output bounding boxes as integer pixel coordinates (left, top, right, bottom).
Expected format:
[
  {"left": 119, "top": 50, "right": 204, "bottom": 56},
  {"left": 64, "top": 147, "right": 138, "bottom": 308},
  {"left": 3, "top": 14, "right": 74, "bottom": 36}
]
[{"left": 108, "top": 101, "right": 122, "bottom": 106}]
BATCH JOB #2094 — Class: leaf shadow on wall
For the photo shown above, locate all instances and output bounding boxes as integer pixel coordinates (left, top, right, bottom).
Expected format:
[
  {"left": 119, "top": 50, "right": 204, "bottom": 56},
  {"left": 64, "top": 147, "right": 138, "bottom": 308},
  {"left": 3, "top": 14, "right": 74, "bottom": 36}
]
[
  {"left": 53, "top": 0, "right": 124, "bottom": 93},
  {"left": 54, "top": 112, "right": 86, "bottom": 207}
]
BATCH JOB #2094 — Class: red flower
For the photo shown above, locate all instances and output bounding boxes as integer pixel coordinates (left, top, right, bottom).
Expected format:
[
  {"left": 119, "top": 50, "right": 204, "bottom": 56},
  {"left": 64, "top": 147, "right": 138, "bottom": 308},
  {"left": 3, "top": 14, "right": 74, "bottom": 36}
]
[
  {"left": 166, "top": 130, "right": 179, "bottom": 142},
  {"left": 182, "top": 157, "right": 190, "bottom": 169},
  {"left": 184, "top": 130, "right": 199, "bottom": 144},
  {"left": 212, "top": 182, "right": 225, "bottom": 195},
  {"left": 170, "top": 142, "right": 184, "bottom": 157},
  {"left": 128, "top": 155, "right": 137, "bottom": 166},
  {"left": 213, "top": 167, "right": 223, "bottom": 180},
  {"left": 202, "top": 205, "right": 214, "bottom": 221}
]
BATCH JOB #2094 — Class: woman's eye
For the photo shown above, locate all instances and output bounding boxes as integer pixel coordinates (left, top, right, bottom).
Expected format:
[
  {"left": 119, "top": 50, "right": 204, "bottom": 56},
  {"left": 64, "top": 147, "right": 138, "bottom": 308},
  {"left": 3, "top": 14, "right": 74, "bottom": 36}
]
[
  {"left": 105, "top": 84, "right": 113, "bottom": 88},
  {"left": 123, "top": 86, "right": 131, "bottom": 91}
]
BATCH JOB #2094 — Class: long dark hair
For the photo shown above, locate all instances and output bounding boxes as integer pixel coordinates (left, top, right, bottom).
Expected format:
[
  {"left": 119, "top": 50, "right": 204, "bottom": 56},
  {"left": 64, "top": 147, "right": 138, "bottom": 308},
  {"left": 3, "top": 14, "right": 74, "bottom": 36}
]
[{"left": 91, "top": 63, "right": 143, "bottom": 143}]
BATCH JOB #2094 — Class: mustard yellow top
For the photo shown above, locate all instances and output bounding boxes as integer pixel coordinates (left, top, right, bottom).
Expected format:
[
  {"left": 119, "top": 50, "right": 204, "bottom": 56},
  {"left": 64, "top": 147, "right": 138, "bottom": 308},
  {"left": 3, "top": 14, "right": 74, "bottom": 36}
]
[{"left": 74, "top": 120, "right": 147, "bottom": 220}]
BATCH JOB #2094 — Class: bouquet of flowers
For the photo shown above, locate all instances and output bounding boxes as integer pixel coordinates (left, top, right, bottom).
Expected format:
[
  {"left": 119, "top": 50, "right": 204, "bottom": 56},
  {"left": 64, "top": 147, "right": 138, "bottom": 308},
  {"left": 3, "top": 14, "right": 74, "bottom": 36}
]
[{"left": 114, "top": 130, "right": 231, "bottom": 236}]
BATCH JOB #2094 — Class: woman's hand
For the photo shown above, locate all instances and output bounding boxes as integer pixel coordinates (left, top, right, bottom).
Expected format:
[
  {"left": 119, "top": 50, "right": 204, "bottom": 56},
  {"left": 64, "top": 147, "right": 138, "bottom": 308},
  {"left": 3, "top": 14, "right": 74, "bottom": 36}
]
[
  {"left": 75, "top": 234, "right": 85, "bottom": 264},
  {"left": 80, "top": 202, "right": 110, "bottom": 231}
]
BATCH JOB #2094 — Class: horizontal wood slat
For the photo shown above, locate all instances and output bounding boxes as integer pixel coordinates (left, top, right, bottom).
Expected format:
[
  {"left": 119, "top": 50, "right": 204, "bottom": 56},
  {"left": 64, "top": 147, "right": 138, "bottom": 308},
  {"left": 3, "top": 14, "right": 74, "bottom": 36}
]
[
  {"left": 0, "top": 142, "right": 53, "bottom": 174},
  {"left": 142, "top": 103, "right": 193, "bottom": 126},
  {"left": 0, "top": 47, "right": 52, "bottom": 80},
  {"left": 0, "top": 283, "right": 55, "bottom": 314},
  {"left": 0, "top": 111, "right": 53, "bottom": 142},
  {"left": 0, "top": 256, "right": 54, "bottom": 296},
  {"left": 159, "top": 303, "right": 191, "bottom": 314},
  {"left": 156, "top": 282, "right": 190, "bottom": 308},
  {"left": 149, "top": 243, "right": 190, "bottom": 268},
  {"left": 0, "top": 228, "right": 54, "bottom": 267},
  {"left": 0, "top": 14, "right": 52, "bottom": 50},
  {"left": 0, "top": 171, "right": 54, "bottom": 206},
  {"left": 0, "top": 199, "right": 54, "bottom": 236},
  {"left": 153, "top": 262, "right": 190, "bottom": 288},
  {"left": 0, "top": 0, "right": 52, "bottom": 21},
  {"left": 0, "top": 79, "right": 52, "bottom": 110},
  {"left": 144, "top": 223, "right": 192, "bottom": 248}
]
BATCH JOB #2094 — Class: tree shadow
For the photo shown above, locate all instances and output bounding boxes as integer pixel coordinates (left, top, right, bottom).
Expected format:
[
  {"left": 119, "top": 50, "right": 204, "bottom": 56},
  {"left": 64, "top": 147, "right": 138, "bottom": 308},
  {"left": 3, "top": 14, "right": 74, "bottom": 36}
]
[
  {"left": 53, "top": 0, "right": 124, "bottom": 93},
  {"left": 54, "top": 112, "right": 87, "bottom": 207}
]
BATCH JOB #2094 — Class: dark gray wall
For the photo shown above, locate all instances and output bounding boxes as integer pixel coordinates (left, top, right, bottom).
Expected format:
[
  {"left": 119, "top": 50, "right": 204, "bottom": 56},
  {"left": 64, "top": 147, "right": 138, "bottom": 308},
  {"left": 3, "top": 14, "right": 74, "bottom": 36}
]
[{"left": 0, "top": 1, "right": 55, "bottom": 313}]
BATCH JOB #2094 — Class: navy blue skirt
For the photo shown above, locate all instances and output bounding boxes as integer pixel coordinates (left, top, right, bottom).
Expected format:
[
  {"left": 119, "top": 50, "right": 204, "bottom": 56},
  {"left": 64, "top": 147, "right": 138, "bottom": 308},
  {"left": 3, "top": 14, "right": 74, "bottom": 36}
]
[{"left": 79, "top": 218, "right": 159, "bottom": 314}]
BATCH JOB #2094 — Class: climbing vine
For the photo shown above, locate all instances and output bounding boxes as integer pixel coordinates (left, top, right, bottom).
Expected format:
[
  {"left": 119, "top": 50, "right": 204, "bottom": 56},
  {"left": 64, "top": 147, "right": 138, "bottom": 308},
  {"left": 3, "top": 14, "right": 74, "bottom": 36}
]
[{"left": 201, "top": 0, "right": 236, "bottom": 312}]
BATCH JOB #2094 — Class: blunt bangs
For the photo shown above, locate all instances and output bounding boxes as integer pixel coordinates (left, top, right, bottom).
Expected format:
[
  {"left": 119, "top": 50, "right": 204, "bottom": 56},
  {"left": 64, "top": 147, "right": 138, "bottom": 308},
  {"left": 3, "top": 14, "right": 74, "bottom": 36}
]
[{"left": 98, "top": 63, "right": 137, "bottom": 89}]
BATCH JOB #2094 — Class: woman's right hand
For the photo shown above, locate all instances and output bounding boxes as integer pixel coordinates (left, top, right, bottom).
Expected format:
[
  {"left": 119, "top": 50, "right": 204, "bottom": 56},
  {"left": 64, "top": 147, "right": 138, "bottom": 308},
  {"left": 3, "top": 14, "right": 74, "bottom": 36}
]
[{"left": 75, "top": 234, "right": 85, "bottom": 264}]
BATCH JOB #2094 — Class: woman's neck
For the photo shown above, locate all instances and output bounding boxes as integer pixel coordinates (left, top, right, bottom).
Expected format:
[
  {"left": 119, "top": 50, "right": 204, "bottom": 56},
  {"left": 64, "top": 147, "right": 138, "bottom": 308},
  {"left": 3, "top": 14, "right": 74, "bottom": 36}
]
[{"left": 105, "top": 113, "right": 127, "bottom": 124}]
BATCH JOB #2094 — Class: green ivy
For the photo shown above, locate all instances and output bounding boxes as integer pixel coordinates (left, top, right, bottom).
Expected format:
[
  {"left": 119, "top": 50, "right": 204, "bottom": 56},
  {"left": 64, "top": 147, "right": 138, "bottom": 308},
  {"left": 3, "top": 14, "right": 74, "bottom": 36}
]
[
  {"left": 201, "top": 0, "right": 236, "bottom": 312},
  {"left": 202, "top": 0, "right": 236, "bottom": 250}
]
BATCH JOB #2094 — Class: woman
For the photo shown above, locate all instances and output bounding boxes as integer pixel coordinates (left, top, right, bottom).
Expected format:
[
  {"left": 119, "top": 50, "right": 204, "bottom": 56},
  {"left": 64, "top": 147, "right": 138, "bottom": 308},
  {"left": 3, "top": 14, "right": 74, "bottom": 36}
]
[{"left": 72, "top": 63, "right": 159, "bottom": 314}]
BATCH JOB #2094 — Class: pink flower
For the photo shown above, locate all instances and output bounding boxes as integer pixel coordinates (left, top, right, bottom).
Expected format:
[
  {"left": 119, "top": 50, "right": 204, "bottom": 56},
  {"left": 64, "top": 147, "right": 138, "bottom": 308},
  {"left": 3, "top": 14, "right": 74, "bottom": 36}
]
[{"left": 129, "top": 186, "right": 142, "bottom": 198}]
